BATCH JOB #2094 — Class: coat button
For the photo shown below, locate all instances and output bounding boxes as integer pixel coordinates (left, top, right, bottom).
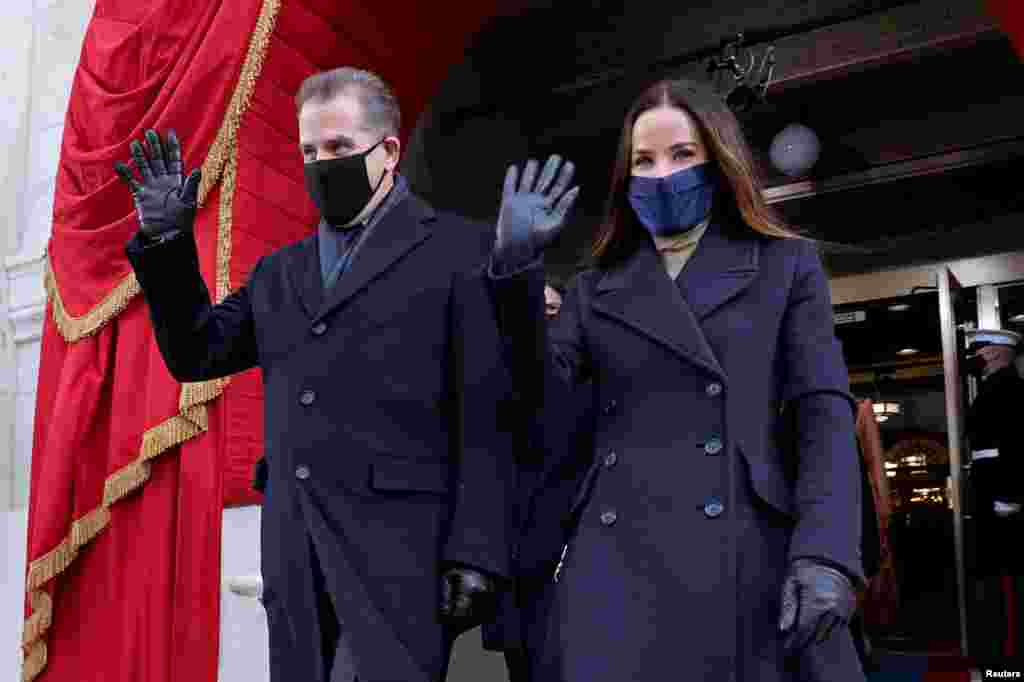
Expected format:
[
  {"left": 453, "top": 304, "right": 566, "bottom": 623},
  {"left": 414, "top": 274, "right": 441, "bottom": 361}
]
[
  {"left": 603, "top": 399, "right": 618, "bottom": 415},
  {"left": 704, "top": 437, "right": 723, "bottom": 455},
  {"left": 311, "top": 321, "right": 327, "bottom": 336},
  {"left": 604, "top": 451, "right": 618, "bottom": 468},
  {"left": 295, "top": 465, "right": 310, "bottom": 480},
  {"left": 600, "top": 509, "right": 618, "bottom": 526},
  {"left": 706, "top": 382, "right": 722, "bottom": 397},
  {"left": 299, "top": 389, "right": 316, "bottom": 406},
  {"left": 703, "top": 498, "right": 724, "bottom": 518}
]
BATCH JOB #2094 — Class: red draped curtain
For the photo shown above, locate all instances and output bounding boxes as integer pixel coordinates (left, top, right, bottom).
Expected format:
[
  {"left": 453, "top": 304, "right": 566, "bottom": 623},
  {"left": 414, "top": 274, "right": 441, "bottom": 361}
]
[
  {"left": 23, "top": 1, "right": 517, "bottom": 680},
  {"left": 988, "top": 0, "right": 1024, "bottom": 59}
]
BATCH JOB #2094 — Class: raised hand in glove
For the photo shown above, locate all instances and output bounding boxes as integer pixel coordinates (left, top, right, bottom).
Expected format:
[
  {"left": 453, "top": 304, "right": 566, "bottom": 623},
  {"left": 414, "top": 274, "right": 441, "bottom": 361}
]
[
  {"left": 778, "top": 558, "right": 857, "bottom": 657},
  {"left": 114, "top": 129, "right": 202, "bottom": 240},
  {"left": 438, "top": 566, "right": 497, "bottom": 632},
  {"left": 492, "top": 155, "right": 580, "bottom": 273}
]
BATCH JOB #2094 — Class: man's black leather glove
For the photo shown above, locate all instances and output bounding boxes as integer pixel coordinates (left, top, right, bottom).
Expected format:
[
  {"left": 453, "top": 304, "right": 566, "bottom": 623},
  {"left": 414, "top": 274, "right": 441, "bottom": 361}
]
[
  {"left": 778, "top": 558, "right": 857, "bottom": 657},
  {"left": 492, "top": 155, "right": 579, "bottom": 274},
  {"left": 114, "top": 129, "right": 201, "bottom": 240},
  {"left": 438, "top": 566, "right": 498, "bottom": 632}
]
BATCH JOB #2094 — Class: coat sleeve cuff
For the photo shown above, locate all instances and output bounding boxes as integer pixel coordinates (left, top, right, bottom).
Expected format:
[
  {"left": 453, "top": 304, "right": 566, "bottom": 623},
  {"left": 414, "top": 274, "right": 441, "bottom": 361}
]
[
  {"left": 788, "top": 554, "right": 866, "bottom": 590},
  {"left": 442, "top": 545, "right": 511, "bottom": 580},
  {"left": 487, "top": 253, "right": 544, "bottom": 281},
  {"left": 787, "top": 544, "right": 865, "bottom": 588},
  {"left": 126, "top": 228, "right": 186, "bottom": 254}
]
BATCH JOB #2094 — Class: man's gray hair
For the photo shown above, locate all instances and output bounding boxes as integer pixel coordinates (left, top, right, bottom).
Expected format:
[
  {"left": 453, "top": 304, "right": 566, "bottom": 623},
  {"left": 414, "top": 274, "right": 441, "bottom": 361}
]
[{"left": 295, "top": 67, "right": 401, "bottom": 137}]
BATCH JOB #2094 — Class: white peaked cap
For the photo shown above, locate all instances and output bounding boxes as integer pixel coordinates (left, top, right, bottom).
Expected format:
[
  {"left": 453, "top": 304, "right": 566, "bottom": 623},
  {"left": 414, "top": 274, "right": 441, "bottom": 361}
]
[{"left": 966, "top": 328, "right": 1022, "bottom": 349}]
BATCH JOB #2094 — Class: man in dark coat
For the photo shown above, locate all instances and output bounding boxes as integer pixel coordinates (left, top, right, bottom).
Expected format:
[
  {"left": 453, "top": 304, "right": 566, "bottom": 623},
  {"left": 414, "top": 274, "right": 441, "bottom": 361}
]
[
  {"left": 115, "top": 67, "right": 515, "bottom": 682},
  {"left": 963, "top": 328, "right": 1024, "bottom": 663}
]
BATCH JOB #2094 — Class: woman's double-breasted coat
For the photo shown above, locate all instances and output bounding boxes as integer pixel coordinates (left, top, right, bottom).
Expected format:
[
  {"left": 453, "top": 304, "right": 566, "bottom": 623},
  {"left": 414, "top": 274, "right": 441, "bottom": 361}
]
[{"left": 490, "top": 217, "right": 866, "bottom": 682}]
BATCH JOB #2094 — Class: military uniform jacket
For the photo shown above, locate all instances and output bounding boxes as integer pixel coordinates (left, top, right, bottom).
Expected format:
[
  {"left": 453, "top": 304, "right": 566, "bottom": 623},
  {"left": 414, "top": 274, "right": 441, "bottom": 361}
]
[
  {"left": 490, "top": 217, "right": 865, "bottom": 682},
  {"left": 126, "top": 193, "right": 516, "bottom": 682},
  {"left": 966, "top": 364, "right": 1024, "bottom": 576}
]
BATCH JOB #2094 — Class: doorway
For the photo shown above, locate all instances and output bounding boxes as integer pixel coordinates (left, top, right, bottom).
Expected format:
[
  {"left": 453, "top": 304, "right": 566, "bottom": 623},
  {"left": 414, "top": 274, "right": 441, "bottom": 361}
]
[{"left": 834, "top": 288, "right": 976, "bottom": 655}]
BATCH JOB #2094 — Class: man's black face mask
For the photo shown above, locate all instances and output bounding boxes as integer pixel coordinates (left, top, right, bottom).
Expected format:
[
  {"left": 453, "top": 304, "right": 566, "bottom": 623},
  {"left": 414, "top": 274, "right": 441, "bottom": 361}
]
[{"left": 304, "top": 138, "right": 387, "bottom": 226}]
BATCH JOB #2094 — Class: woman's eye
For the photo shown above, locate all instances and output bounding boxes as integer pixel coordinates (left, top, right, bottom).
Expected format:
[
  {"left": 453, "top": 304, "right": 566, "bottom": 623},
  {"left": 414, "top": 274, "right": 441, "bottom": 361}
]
[
  {"left": 633, "top": 157, "right": 650, "bottom": 167},
  {"left": 674, "top": 150, "right": 693, "bottom": 160}
]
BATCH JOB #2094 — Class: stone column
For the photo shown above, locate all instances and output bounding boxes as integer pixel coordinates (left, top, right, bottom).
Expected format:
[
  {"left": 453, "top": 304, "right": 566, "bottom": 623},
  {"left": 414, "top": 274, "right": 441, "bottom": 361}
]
[{"left": 1, "top": 3, "right": 92, "bottom": 681}]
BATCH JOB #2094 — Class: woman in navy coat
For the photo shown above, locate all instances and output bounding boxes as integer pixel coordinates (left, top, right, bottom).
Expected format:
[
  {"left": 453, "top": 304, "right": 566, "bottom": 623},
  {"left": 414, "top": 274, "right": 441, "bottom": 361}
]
[{"left": 488, "top": 78, "right": 866, "bottom": 681}]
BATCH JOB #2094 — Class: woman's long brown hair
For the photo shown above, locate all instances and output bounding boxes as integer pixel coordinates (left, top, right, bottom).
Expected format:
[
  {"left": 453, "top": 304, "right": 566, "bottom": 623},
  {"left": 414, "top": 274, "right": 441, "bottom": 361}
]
[{"left": 591, "top": 78, "right": 802, "bottom": 269}]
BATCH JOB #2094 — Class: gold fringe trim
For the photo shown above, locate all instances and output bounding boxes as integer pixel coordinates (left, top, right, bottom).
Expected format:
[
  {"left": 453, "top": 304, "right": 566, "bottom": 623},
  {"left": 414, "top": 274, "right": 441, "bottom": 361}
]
[
  {"left": 21, "top": 592, "right": 51, "bottom": 648},
  {"left": 43, "top": 0, "right": 281, "bottom": 340},
  {"left": 69, "top": 507, "right": 111, "bottom": 558},
  {"left": 19, "top": 361, "right": 222, "bottom": 682},
  {"left": 216, "top": 155, "right": 239, "bottom": 298},
  {"left": 21, "top": 624, "right": 45, "bottom": 682},
  {"left": 181, "top": 379, "right": 228, "bottom": 410},
  {"left": 43, "top": 262, "right": 141, "bottom": 344},
  {"left": 198, "top": 0, "right": 281, "bottom": 208},
  {"left": 102, "top": 408, "right": 208, "bottom": 509},
  {"left": 23, "top": 1, "right": 281, "bottom": 679}
]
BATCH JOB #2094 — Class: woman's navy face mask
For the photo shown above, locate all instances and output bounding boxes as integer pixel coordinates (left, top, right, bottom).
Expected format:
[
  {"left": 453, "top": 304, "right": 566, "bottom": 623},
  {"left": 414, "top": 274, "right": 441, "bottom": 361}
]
[{"left": 627, "top": 161, "right": 716, "bottom": 237}]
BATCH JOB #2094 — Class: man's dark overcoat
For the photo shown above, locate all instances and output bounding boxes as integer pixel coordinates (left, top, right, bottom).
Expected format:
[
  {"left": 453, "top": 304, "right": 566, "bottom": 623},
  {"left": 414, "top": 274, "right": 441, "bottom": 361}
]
[
  {"left": 490, "top": 217, "right": 866, "bottom": 682},
  {"left": 126, "top": 192, "right": 515, "bottom": 682}
]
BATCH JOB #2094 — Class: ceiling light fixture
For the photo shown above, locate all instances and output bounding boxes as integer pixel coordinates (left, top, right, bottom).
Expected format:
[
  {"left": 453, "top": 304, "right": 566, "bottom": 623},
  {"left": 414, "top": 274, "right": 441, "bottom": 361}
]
[
  {"left": 873, "top": 401, "right": 901, "bottom": 422},
  {"left": 888, "top": 303, "right": 911, "bottom": 312},
  {"left": 897, "top": 348, "right": 920, "bottom": 355},
  {"left": 770, "top": 123, "right": 821, "bottom": 177},
  {"left": 706, "top": 33, "right": 775, "bottom": 115}
]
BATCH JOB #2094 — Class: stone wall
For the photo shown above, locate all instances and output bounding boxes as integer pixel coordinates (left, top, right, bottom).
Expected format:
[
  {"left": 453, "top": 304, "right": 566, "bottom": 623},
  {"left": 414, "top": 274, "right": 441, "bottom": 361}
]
[{"left": 1, "top": 3, "right": 93, "bottom": 680}]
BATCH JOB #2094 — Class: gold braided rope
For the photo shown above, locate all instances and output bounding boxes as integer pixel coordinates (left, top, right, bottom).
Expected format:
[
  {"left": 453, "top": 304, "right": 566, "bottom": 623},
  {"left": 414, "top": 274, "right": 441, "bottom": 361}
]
[
  {"left": 216, "top": 153, "right": 239, "bottom": 301},
  {"left": 22, "top": 1, "right": 281, "bottom": 679},
  {"left": 198, "top": 0, "right": 278, "bottom": 209}
]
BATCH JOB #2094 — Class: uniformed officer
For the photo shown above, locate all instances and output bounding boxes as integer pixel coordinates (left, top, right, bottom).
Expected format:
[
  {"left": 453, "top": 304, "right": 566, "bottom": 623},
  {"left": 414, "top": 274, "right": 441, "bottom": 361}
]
[{"left": 964, "top": 328, "right": 1024, "bottom": 662}]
